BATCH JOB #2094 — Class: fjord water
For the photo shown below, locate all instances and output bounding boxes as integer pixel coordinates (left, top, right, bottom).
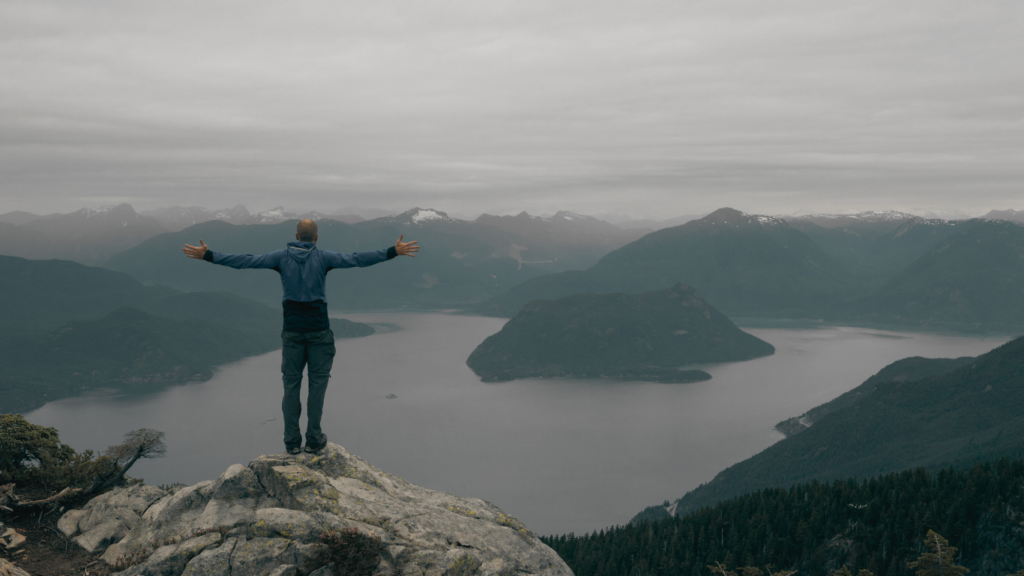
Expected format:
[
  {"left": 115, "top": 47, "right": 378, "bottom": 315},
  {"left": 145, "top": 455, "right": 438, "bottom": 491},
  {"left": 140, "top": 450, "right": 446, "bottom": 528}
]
[{"left": 26, "top": 313, "right": 1008, "bottom": 535}]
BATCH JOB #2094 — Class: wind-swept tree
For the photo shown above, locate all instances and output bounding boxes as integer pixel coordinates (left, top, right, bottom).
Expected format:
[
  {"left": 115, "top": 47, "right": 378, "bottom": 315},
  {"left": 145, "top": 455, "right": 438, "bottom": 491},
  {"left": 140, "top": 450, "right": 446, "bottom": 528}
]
[
  {"left": 907, "top": 531, "right": 969, "bottom": 576},
  {"left": 89, "top": 428, "right": 167, "bottom": 493}
]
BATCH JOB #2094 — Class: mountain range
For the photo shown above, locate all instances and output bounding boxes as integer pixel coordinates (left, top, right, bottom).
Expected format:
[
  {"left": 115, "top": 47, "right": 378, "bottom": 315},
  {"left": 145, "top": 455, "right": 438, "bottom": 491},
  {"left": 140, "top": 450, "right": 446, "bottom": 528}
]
[
  {"left": 481, "top": 207, "right": 1024, "bottom": 332},
  {"left": 467, "top": 283, "right": 772, "bottom": 382},
  {"left": 0, "top": 204, "right": 168, "bottom": 265},
  {"left": 140, "top": 205, "right": 367, "bottom": 231},
  {"left": 482, "top": 208, "right": 856, "bottom": 319},
  {"left": 105, "top": 208, "right": 646, "bottom": 310}
]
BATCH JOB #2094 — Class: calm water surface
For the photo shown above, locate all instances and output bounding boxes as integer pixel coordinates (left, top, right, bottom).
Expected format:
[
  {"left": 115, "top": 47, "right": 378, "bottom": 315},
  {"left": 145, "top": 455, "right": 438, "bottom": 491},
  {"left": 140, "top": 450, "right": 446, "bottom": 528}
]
[{"left": 26, "top": 313, "right": 1009, "bottom": 535}]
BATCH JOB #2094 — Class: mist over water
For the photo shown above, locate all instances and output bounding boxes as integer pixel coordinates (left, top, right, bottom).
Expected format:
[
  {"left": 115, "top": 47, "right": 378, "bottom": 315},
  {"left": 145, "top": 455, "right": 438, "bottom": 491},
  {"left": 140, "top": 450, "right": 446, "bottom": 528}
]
[{"left": 26, "top": 313, "right": 1008, "bottom": 535}]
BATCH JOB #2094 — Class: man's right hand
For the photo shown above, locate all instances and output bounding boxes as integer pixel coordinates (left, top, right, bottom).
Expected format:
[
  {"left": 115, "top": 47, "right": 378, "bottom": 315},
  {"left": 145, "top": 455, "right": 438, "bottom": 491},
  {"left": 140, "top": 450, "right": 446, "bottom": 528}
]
[{"left": 183, "top": 239, "right": 209, "bottom": 260}]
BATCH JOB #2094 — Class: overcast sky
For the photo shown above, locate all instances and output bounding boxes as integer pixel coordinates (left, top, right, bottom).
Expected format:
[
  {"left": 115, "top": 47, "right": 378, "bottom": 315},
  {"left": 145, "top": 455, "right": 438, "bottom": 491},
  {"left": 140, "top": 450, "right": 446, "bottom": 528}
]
[{"left": 1, "top": 1, "right": 1021, "bottom": 219}]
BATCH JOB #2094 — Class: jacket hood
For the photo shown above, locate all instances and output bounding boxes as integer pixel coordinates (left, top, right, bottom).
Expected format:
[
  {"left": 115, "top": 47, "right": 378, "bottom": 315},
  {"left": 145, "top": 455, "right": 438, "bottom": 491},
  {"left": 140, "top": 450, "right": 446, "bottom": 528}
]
[{"left": 286, "top": 241, "right": 316, "bottom": 263}]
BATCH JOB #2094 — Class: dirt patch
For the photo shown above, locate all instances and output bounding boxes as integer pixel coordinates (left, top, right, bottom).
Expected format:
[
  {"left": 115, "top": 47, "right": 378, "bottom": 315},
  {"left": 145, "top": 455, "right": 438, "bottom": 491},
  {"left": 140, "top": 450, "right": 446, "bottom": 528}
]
[{"left": 2, "top": 499, "right": 111, "bottom": 576}]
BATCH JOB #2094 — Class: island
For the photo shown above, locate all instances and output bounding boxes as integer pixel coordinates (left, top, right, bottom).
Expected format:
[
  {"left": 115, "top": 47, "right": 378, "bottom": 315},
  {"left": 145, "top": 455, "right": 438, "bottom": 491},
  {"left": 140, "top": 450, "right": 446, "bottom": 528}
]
[{"left": 467, "top": 283, "right": 775, "bottom": 382}]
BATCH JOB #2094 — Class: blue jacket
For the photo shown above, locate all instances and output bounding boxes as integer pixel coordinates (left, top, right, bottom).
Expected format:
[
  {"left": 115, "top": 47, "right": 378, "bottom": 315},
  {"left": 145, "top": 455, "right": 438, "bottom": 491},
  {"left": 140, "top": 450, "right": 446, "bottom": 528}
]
[{"left": 204, "top": 241, "right": 396, "bottom": 331}]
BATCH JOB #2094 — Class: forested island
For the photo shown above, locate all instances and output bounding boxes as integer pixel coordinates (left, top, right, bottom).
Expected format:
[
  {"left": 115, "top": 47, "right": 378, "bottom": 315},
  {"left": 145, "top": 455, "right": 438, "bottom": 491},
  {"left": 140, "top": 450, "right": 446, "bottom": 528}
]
[{"left": 467, "top": 283, "right": 774, "bottom": 382}]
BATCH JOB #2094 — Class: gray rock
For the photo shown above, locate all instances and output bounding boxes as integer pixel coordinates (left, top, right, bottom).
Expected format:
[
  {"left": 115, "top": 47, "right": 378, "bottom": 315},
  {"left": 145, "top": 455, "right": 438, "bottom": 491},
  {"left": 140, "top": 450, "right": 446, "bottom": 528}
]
[
  {"left": 180, "top": 537, "right": 237, "bottom": 576},
  {"left": 74, "top": 518, "right": 131, "bottom": 553},
  {"left": 79, "top": 485, "right": 168, "bottom": 533},
  {"left": 195, "top": 498, "right": 257, "bottom": 532},
  {"left": 1, "top": 527, "right": 27, "bottom": 550},
  {"left": 229, "top": 537, "right": 299, "bottom": 576},
  {"left": 57, "top": 509, "right": 87, "bottom": 538},
  {"left": 114, "top": 481, "right": 215, "bottom": 555},
  {"left": 113, "top": 532, "right": 222, "bottom": 576},
  {"left": 308, "top": 567, "right": 334, "bottom": 576},
  {"left": 59, "top": 484, "right": 168, "bottom": 554},
  {"left": 209, "top": 465, "right": 263, "bottom": 501},
  {"left": 247, "top": 508, "right": 324, "bottom": 543},
  {"left": 73, "top": 443, "right": 573, "bottom": 576},
  {"left": 266, "top": 565, "right": 297, "bottom": 576}
]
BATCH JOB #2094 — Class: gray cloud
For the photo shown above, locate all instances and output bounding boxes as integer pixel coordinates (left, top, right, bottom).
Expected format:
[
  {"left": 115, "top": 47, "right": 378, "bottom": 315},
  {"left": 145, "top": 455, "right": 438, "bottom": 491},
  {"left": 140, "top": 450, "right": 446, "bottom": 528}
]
[{"left": 1, "top": 0, "right": 1021, "bottom": 218}]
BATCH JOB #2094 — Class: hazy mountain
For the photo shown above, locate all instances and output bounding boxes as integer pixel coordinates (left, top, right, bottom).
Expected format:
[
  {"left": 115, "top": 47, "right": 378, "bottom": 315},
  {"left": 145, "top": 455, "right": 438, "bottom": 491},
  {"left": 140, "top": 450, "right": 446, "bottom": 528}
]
[
  {"left": 105, "top": 208, "right": 637, "bottom": 310},
  {"left": 786, "top": 214, "right": 969, "bottom": 280},
  {"left": 851, "top": 217, "right": 970, "bottom": 280},
  {"left": 142, "top": 205, "right": 368, "bottom": 231},
  {"left": 0, "top": 210, "right": 47, "bottom": 225},
  {"left": 984, "top": 208, "right": 1024, "bottom": 222},
  {"left": 788, "top": 210, "right": 917, "bottom": 229},
  {"left": 0, "top": 204, "right": 168, "bottom": 265},
  {"left": 475, "top": 210, "right": 649, "bottom": 268},
  {"left": 142, "top": 205, "right": 252, "bottom": 231},
  {"left": 0, "top": 256, "right": 373, "bottom": 413},
  {"left": 325, "top": 213, "right": 365, "bottom": 224},
  {"left": 329, "top": 206, "right": 397, "bottom": 220},
  {"left": 633, "top": 335, "right": 1024, "bottom": 521},
  {"left": 786, "top": 212, "right": 916, "bottom": 274},
  {"left": 482, "top": 207, "right": 854, "bottom": 318},
  {"left": 847, "top": 219, "right": 1024, "bottom": 331},
  {"left": 607, "top": 213, "right": 704, "bottom": 230},
  {"left": 467, "top": 283, "right": 771, "bottom": 382},
  {"left": 242, "top": 206, "right": 333, "bottom": 225},
  {"left": 0, "top": 255, "right": 176, "bottom": 336}
]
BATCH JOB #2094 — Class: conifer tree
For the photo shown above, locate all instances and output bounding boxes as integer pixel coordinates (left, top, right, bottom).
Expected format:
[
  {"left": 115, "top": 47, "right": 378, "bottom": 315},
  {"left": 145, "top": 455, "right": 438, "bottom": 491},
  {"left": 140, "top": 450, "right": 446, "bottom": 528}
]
[{"left": 907, "top": 531, "right": 969, "bottom": 576}]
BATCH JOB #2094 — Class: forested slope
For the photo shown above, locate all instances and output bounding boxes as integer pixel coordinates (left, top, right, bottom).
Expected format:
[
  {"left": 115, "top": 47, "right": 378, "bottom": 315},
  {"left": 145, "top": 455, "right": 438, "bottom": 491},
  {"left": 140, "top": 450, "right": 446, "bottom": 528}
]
[{"left": 545, "top": 460, "right": 1024, "bottom": 576}]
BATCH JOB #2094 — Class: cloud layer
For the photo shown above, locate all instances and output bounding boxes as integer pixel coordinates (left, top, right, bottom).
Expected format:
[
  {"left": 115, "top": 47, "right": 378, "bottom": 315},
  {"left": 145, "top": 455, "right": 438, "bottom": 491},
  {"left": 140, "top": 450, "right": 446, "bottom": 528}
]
[{"left": 2, "top": 1, "right": 1021, "bottom": 217}]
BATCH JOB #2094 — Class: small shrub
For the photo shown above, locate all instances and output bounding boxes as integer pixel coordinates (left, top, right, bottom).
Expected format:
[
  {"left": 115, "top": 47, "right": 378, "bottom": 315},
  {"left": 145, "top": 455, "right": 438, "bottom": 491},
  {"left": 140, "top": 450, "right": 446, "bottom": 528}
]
[
  {"left": 0, "top": 413, "right": 118, "bottom": 490},
  {"left": 496, "top": 513, "right": 534, "bottom": 539},
  {"left": 318, "top": 528, "right": 387, "bottom": 576},
  {"left": 446, "top": 554, "right": 482, "bottom": 576}
]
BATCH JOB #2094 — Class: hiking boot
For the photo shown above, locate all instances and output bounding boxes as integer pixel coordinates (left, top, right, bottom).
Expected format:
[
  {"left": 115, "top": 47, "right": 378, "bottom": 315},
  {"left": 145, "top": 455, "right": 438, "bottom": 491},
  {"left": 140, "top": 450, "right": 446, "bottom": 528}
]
[
  {"left": 286, "top": 446, "right": 301, "bottom": 455},
  {"left": 304, "top": 434, "right": 328, "bottom": 454}
]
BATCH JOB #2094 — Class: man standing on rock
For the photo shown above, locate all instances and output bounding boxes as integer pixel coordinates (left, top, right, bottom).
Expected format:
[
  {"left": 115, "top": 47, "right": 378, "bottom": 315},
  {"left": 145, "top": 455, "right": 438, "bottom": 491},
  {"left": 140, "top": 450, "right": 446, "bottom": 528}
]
[{"left": 183, "top": 219, "right": 419, "bottom": 455}]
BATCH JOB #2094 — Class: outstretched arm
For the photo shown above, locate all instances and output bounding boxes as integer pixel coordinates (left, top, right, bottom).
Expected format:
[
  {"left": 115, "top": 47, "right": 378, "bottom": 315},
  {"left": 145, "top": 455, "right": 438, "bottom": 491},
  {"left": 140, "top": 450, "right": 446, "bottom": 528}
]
[
  {"left": 320, "top": 235, "right": 421, "bottom": 269},
  {"left": 182, "top": 239, "right": 282, "bottom": 269}
]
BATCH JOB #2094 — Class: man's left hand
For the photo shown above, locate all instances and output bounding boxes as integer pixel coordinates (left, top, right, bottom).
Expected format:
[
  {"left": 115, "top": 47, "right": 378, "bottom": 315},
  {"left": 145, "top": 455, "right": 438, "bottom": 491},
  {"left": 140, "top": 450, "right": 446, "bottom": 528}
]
[{"left": 395, "top": 235, "right": 419, "bottom": 257}]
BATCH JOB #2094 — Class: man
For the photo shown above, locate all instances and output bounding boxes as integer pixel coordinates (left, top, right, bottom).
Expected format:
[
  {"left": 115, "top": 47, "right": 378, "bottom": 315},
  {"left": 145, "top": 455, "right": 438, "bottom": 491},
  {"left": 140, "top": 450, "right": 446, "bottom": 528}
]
[{"left": 183, "top": 219, "right": 419, "bottom": 455}]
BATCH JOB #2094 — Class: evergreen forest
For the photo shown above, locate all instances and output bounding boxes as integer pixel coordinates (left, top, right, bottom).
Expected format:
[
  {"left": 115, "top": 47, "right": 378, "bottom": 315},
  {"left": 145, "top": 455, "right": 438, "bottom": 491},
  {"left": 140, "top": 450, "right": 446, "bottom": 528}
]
[{"left": 543, "top": 460, "right": 1024, "bottom": 576}]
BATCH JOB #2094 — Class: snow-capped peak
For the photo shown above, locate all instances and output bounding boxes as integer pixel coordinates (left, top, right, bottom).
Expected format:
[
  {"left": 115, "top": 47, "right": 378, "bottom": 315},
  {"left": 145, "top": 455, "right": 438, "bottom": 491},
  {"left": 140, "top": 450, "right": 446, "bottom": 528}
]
[{"left": 411, "top": 209, "right": 446, "bottom": 223}]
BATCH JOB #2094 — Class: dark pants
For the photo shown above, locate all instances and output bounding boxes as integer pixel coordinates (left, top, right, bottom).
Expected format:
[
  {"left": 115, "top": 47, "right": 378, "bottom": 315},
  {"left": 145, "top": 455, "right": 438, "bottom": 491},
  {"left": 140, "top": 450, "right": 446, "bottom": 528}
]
[{"left": 281, "top": 329, "right": 336, "bottom": 449}]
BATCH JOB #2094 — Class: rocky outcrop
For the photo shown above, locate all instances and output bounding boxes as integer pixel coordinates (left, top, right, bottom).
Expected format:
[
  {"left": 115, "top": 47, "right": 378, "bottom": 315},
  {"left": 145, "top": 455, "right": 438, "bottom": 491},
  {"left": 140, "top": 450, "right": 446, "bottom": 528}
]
[{"left": 60, "top": 444, "right": 573, "bottom": 576}]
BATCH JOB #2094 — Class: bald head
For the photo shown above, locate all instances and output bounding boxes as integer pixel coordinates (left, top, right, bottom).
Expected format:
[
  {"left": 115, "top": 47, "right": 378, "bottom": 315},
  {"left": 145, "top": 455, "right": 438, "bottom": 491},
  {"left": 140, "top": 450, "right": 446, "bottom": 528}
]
[{"left": 296, "top": 219, "right": 318, "bottom": 242}]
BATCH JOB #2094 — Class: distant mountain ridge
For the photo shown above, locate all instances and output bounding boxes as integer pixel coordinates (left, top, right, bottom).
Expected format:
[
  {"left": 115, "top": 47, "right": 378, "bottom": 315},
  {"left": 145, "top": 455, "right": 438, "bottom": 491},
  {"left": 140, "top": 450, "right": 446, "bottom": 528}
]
[
  {"left": 788, "top": 210, "right": 917, "bottom": 228},
  {"left": 483, "top": 208, "right": 1024, "bottom": 332},
  {"left": 467, "top": 283, "right": 773, "bottom": 382},
  {"left": 0, "top": 203, "right": 168, "bottom": 265},
  {"left": 105, "top": 207, "right": 646, "bottom": 310},
  {"left": 483, "top": 207, "right": 854, "bottom": 318},
  {"left": 141, "top": 205, "right": 366, "bottom": 231},
  {"left": 983, "top": 208, "right": 1024, "bottom": 222},
  {"left": 846, "top": 219, "right": 1024, "bottom": 331}
]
